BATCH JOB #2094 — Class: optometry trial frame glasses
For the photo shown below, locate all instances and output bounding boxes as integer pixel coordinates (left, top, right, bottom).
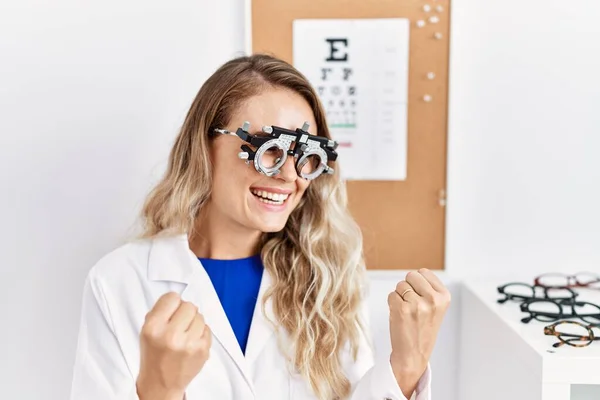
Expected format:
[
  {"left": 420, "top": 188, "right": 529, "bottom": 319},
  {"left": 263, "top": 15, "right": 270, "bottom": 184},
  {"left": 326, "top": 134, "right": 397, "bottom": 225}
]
[{"left": 211, "top": 121, "right": 339, "bottom": 181}]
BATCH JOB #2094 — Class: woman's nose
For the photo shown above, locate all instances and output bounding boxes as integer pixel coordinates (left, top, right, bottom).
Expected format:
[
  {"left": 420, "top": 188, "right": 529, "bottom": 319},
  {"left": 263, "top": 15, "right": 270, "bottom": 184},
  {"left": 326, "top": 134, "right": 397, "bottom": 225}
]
[{"left": 276, "top": 155, "right": 298, "bottom": 182}]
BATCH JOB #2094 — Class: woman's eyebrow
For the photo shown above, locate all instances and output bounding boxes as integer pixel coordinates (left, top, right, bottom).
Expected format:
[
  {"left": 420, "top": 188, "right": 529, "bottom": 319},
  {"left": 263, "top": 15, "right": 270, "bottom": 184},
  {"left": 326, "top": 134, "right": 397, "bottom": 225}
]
[{"left": 251, "top": 129, "right": 270, "bottom": 136}]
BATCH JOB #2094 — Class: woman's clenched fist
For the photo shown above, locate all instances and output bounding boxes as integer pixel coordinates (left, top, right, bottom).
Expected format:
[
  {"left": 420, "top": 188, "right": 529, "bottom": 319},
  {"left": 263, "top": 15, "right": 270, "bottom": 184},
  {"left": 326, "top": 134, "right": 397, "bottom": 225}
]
[
  {"left": 387, "top": 269, "right": 451, "bottom": 399},
  {"left": 136, "top": 292, "right": 212, "bottom": 400}
]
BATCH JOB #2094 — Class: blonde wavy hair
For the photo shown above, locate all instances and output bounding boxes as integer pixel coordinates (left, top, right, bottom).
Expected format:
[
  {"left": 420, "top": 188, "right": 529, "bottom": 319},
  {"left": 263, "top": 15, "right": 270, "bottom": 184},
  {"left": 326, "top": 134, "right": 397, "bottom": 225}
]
[{"left": 140, "top": 54, "right": 368, "bottom": 399}]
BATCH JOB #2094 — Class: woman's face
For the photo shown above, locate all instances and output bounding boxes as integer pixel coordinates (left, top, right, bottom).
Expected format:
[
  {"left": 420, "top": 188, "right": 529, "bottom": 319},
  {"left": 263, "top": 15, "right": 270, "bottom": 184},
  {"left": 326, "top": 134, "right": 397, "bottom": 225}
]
[{"left": 208, "top": 87, "right": 317, "bottom": 233}]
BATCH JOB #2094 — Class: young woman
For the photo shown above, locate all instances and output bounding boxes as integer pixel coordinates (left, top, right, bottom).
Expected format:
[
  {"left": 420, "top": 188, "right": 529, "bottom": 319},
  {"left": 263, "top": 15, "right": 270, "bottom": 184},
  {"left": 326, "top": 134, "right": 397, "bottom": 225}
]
[{"left": 70, "top": 54, "right": 450, "bottom": 400}]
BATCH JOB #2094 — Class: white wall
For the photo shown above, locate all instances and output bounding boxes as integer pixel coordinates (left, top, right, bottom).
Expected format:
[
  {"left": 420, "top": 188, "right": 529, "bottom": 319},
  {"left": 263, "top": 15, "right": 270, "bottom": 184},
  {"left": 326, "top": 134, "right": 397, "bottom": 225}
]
[
  {"left": 446, "top": 0, "right": 600, "bottom": 280},
  {"left": 447, "top": 1, "right": 600, "bottom": 399},
  {"left": 0, "top": 1, "right": 244, "bottom": 398},
  {"left": 1, "top": 0, "right": 599, "bottom": 399}
]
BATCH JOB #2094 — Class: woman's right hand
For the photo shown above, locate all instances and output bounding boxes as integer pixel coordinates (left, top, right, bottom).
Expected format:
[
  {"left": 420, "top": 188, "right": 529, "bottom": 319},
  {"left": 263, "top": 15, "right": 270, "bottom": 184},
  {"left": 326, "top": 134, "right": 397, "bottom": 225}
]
[{"left": 136, "top": 292, "right": 212, "bottom": 400}]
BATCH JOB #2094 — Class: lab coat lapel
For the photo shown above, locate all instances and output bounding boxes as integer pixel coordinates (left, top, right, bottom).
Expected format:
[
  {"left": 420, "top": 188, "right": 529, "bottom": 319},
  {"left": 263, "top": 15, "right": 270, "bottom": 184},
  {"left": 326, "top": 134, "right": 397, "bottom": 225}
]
[
  {"left": 148, "top": 234, "right": 254, "bottom": 394},
  {"left": 244, "top": 268, "right": 276, "bottom": 366},
  {"left": 183, "top": 266, "right": 257, "bottom": 393}
]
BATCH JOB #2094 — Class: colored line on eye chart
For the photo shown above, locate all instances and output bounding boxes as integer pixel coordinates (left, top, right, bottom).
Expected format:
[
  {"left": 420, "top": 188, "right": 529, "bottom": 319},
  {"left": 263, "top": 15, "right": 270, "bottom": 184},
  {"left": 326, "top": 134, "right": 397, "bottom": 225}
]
[{"left": 330, "top": 123, "right": 357, "bottom": 128}]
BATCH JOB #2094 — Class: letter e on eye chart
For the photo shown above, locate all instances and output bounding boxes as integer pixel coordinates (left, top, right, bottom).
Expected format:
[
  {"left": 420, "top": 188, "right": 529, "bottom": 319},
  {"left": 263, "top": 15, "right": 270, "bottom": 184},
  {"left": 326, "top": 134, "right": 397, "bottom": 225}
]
[{"left": 292, "top": 18, "right": 409, "bottom": 181}]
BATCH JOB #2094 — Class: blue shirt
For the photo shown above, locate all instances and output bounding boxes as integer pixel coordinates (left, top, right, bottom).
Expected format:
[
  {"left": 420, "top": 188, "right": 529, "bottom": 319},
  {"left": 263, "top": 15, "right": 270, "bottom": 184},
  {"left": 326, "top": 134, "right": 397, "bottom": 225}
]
[{"left": 198, "top": 254, "right": 263, "bottom": 354}]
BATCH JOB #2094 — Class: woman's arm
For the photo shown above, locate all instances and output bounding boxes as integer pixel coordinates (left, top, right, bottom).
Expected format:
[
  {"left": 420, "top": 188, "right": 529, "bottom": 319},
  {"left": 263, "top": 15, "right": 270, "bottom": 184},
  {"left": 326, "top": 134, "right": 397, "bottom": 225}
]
[
  {"left": 70, "top": 272, "right": 139, "bottom": 400},
  {"left": 344, "top": 298, "right": 432, "bottom": 400},
  {"left": 350, "top": 358, "right": 431, "bottom": 400},
  {"left": 346, "top": 268, "right": 452, "bottom": 400}
]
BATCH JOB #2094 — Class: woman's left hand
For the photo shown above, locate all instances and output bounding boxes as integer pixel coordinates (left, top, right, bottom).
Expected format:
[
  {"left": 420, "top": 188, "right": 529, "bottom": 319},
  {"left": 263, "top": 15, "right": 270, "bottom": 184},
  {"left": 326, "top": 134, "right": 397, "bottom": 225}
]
[{"left": 387, "top": 268, "right": 451, "bottom": 398}]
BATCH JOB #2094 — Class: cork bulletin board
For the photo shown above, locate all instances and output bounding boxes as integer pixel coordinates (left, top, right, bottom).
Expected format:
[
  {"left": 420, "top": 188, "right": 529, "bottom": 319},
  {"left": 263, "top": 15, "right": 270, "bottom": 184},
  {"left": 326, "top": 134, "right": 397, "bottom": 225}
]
[{"left": 249, "top": 0, "right": 450, "bottom": 270}]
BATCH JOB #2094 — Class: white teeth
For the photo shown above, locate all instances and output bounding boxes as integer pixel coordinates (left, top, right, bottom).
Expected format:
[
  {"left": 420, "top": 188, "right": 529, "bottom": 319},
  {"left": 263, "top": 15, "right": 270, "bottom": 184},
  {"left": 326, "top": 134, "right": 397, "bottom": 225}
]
[
  {"left": 258, "top": 197, "right": 281, "bottom": 205},
  {"left": 251, "top": 189, "right": 290, "bottom": 203}
]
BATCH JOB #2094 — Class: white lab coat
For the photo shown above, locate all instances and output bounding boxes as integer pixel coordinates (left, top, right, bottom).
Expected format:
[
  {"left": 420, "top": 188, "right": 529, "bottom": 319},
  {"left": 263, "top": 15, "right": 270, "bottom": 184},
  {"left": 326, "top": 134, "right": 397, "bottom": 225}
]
[{"left": 70, "top": 234, "right": 431, "bottom": 400}]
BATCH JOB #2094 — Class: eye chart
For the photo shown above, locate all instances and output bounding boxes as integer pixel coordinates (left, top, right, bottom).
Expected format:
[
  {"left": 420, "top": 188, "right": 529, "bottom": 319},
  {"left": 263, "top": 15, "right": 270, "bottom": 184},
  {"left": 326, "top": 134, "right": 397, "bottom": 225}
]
[{"left": 292, "top": 18, "right": 410, "bottom": 181}]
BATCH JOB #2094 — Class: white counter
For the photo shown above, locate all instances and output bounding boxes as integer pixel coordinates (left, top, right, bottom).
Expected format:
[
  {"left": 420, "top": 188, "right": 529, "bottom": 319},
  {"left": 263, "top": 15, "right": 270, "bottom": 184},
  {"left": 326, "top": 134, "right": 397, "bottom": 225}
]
[{"left": 459, "top": 279, "right": 600, "bottom": 400}]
